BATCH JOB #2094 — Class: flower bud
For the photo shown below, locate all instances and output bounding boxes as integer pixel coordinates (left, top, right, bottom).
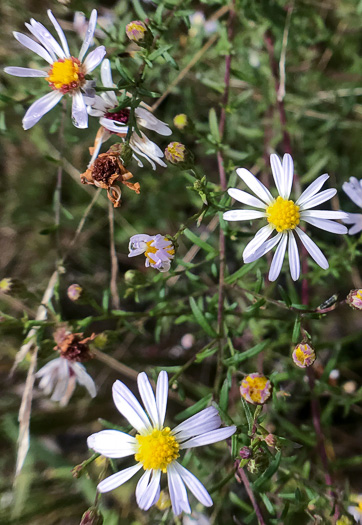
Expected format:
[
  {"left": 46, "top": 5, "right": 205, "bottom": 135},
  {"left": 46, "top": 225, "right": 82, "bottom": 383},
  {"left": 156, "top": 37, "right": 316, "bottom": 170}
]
[
  {"left": 239, "top": 446, "right": 252, "bottom": 459},
  {"left": 80, "top": 506, "right": 103, "bottom": 525},
  {"left": 67, "top": 284, "right": 83, "bottom": 302},
  {"left": 126, "top": 21, "right": 148, "bottom": 43},
  {"left": 264, "top": 433, "right": 276, "bottom": 448},
  {"left": 173, "top": 113, "right": 188, "bottom": 130},
  {"left": 240, "top": 373, "right": 272, "bottom": 405},
  {"left": 156, "top": 490, "right": 171, "bottom": 510},
  {"left": 292, "top": 343, "right": 316, "bottom": 368},
  {"left": 346, "top": 289, "right": 362, "bottom": 310},
  {"left": 165, "top": 142, "right": 186, "bottom": 164}
]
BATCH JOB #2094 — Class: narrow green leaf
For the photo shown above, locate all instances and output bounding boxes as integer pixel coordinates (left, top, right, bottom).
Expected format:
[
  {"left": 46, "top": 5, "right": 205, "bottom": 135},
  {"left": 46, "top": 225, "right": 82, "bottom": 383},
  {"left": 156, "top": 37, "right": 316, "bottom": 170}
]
[
  {"left": 223, "top": 340, "right": 269, "bottom": 365},
  {"left": 224, "top": 261, "right": 259, "bottom": 284},
  {"left": 253, "top": 450, "right": 282, "bottom": 490},
  {"left": 241, "top": 398, "right": 253, "bottom": 433},
  {"left": 209, "top": 108, "right": 220, "bottom": 142},
  {"left": 189, "top": 297, "right": 218, "bottom": 337},
  {"left": 292, "top": 315, "right": 301, "bottom": 344},
  {"left": 174, "top": 394, "right": 212, "bottom": 421},
  {"left": 184, "top": 228, "right": 216, "bottom": 254}
]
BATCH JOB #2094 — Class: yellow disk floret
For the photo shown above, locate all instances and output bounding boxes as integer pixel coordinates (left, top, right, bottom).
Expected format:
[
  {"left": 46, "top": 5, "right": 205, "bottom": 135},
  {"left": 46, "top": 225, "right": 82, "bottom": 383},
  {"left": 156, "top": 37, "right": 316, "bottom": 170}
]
[
  {"left": 144, "top": 239, "right": 174, "bottom": 265},
  {"left": 135, "top": 427, "right": 180, "bottom": 472},
  {"left": 266, "top": 196, "right": 300, "bottom": 232},
  {"left": 46, "top": 57, "right": 85, "bottom": 94}
]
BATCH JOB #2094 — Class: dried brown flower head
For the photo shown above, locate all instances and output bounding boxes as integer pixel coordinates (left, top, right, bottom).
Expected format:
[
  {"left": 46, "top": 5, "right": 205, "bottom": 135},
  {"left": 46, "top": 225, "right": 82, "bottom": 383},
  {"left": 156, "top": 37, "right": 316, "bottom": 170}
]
[
  {"left": 54, "top": 329, "right": 96, "bottom": 362},
  {"left": 81, "top": 147, "right": 140, "bottom": 207}
]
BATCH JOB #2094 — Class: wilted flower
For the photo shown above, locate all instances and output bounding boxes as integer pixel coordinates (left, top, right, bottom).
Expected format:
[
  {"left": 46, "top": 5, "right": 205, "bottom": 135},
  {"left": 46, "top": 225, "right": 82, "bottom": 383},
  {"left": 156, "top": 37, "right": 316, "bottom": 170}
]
[
  {"left": 67, "top": 283, "right": 83, "bottom": 302},
  {"left": 126, "top": 21, "right": 148, "bottom": 43},
  {"left": 165, "top": 142, "right": 186, "bottom": 164},
  {"left": 174, "top": 114, "right": 188, "bottom": 130},
  {"left": 81, "top": 147, "right": 140, "bottom": 207},
  {"left": 35, "top": 329, "right": 96, "bottom": 406},
  {"left": 87, "top": 371, "right": 236, "bottom": 515},
  {"left": 346, "top": 289, "right": 362, "bottom": 310},
  {"left": 86, "top": 59, "right": 171, "bottom": 170},
  {"left": 128, "top": 234, "right": 175, "bottom": 272},
  {"left": 292, "top": 343, "right": 316, "bottom": 368},
  {"left": 223, "top": 154, "right": 348, "bottom": 281},
  {"left": 240, "top": 373, "right": 272, "bottom": 405},
  {"left": 342, "top": 177, "right": 362, "bottom": 235},
  {"left": 4, "top": 10, "right": 106, "bottom": 129}
]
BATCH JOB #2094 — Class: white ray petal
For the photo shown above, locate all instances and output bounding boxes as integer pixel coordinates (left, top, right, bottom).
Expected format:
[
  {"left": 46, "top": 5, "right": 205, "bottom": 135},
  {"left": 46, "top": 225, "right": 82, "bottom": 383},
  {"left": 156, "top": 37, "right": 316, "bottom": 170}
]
[
  {"left": 50, "top": 358, "right": 70, "bottom": 401},
  {"left": 27, "top": 19, "right": 65, "bottom": 58},
  {"left": 156, "top": 371, "right": 168, "bottom": 427},
  {"left": 345, "top": 214, "right": 362, "bottom": 235},
  {"left": 167, "top": 464, "right": 191, "bottom": 515},
  {"left": 79, "top": 9, "right": 97, "bottom": 62},
  {"left": 268, "top": 233, "right": 288, "bottom": 281},
  {"left": 299, "top": 188, "right": 337, "bottom": 210},
  {"left": 223, "top": 210, "right": 266, "bottom": 221},
  {"left": 302, "top": 217, "right": 347, "bottom": 234},
  {"left": 283, "top": 153, "right": 294, "bottom": 199},
  {"left": 101, "top": 59, "right": 115, "bottom": 87},
  {"left": 342, "top": 177, "right": 362, "bottom": 208},
  {"left": 138, "top": 469, "right": 161, "bottom": 510},
  {"left": 87, "top": 430, "right": 137, "bottom": 458},
  {"left": 83, "top": 46, "right": 106, "bottom": 73},
  {"left": 236, "top": 168, "right": 273, "bottom": 204},
  {"left": 97, "top": 463, "right": 142, "bottom": 493},
  {"left": 243, "top": 232, "right": 282, "bottom": 264},
  {"left": 4, "top": 67, "right": 48, "bottom": 77},
  {"left": 288, "top": 231, "right": 300, "bottom": 281},
  {"left": 130, "top": 132, "right": 166, "bottom": 168},
  {"left": 72, "top": 363, "right": 97, "bottom": 397},
  {"left": 112, "top": 380, "right": 152, "bottom": 434},
  {"left": 179, "top": 426, "right": 236, "bottom": 449},
  {"left": 13, "top": 31, "right": 53, "bottom": 64},
  {"left": 47, "top": 10, "right": 70, "bottom": 57},
  {"left": 137, "top": 373, "right": 160, "bottom": 428},
  {"left": 270, "top": 154, "right": 284, "bottom": 197},
  {"left": 296, "top": 174, "right": 329, "bottom": 206},
  {"left": 295, "top": 227, "right": 328, "bottom": 269},
  {"left": 135, "top": 107, "right": 172, "bottom": 136},
  {"left": 99, "top": 117, "right": 128, "bottom": 135},
  {"left": 301, "top": 210, "right": 347, "bottom": 220},
  {"left": 243, "top": 225, "right": 274, "bottom": 261},
  {"left": 136, "top": 469, "right": 152, "bottom": 506},
  {"left": 173, "top": 462, "right": 213, "bottom": 507},
  {"left": 23, "top": 90, "right": 63, "bottom": 130},
  {"left": 72, "top": 91, "right": 88, "bottom": 129},
  {"left": 227, "top": 188, "right": 266, "bottom": 209},
  {"left": 172, "top": 406, "right": 221, "bottom": 441}
]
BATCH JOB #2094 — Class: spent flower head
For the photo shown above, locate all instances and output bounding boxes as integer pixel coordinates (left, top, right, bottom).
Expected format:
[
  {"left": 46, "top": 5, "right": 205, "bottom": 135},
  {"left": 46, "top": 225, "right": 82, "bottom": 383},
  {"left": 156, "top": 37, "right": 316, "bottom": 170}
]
[
  {"left": 292, "top": 343, "right": 316, "bottom": 368},
  {"left": 240, "top": 373, "right": 272, "bottom": 405},
  {"left": 87, "top": 371, "right": 236, "bottom": 515},
  {"left": 4, "top": 10, "right": 105, "bottom": 129},
  {"left": 128, "top": 234, "right": 175, "bottom": 272},
  {"left": 223, "top": 154, "right": 348, "bottom": 281}
]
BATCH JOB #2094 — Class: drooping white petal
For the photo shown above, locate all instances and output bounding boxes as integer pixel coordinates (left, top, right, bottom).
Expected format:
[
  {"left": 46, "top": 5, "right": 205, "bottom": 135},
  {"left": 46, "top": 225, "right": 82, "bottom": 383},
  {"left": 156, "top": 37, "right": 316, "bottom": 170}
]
[
  {"left": 243, "top": 225, "right": 274, "bottom": 261},
  {"left": 137, "top": 372, "right": 160, "bottom": 429},
  {"left": 167, "top": 464, "right": 191, "bottom": 515},
  {"left": 288, "top": 231, "right": 300, "bottom": 281},
  {"left": 138, "top": 469, "right": 161, "bottom": 511},
  {"left": 27, "top": 19, "right": 66, "bottom": 59},
  {"left": 72, "top": 362, "right": 97, "bottom": 397},
  {"left": 301, "top": 210, "right": 347, "bottom": 220},
  {"left": 268, "top": 233, "right": 288, "bottom": 282},
  {"left": 295, "top": 227, "right": 328, "bottom": 270},
  {"left": 79, "top": 9, "right": 97, "bottom": 62},
  {"left": 50, "top": 358, "right": 70, "bottom": 402},
  {"left": 130, "top": 132, "right": 167, "bottom": 169},
  {"left": 282, "top": 153, "right": 294, "bottom": 199},
  {"left": 72, "top": 91, "right": 88, "bottom": 129},
  {"left": 135, "top": 107, "right": 172, "bottom": 136},
  {"left": 172, "top": 406, "right": 221, "bottom": 441},
  {"left": 179, "top": 426, "right": 236, "bottom": 449},
  {"left": 296, "top": 174, "right": 329, "bottom": 206},
  {"left": 47, "top": 10, "right": 70, "bottom": 57},
  {"left": 23, "top": 90, "right": 63, "bottom": 130},
  {"left": 236, "top": 168, "right": 273, "bottom": 205},
  {"left": 173, "top": 462, "right": 213, "bottom": 507},
  {"left": 302, "top": 217, "right": 347, "bottom": 234},
  {"left": 101, "top": 59, "right": 114, "bottom": 88},
  {"left": 83, "top": 46, "right": 106, "bottom": 73},
  {"left": 243, "top": 232, "right": 282, "bottom": 264},
  {"left": 112, "top": 380, "right": 152, "bottom": 434},
  {"left": 4, "top": 67, "right": 48, "bottom": 77},
  {"left": 99, "top": 117, "right": 128, "bottom": 135},
  {"left": 342, "top": 213, "right": 362, "bottom": 235},
  {"left": 270, "top": 154, "right": 285, "bottom": 198},
  {"left": 87, "top": 430, "right": 137, "bottom": 458},
  {"left": 227, "top": 188, "right": 266, "bottom": 209},
  {"left": 223, "top": 210, "right": 266, "bottom": 221},
  {"left": 97, "top": 463, "right": 142, "bottom": 493},
  {"left": 156, "top": 371, "right": 168, "bottom": 427},
  {"left": 36, "top": 358, "right": 61, "bottom": 378},
  {"left": 13, "top": 32, "right": 54, "bottom": 64},
  {"left": 342, "top": 177, "right": 362, "bottom": 208},
  {"left": 299, "top": 188, "right": 337, "bottom": 210}
]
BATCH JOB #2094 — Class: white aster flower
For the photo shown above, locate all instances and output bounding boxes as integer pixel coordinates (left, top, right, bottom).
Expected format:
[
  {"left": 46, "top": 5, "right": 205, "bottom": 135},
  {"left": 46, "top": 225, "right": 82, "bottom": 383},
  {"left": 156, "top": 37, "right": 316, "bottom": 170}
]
[
  {"left": 87, "top": 59, "right": 171, "bottom": 170},
  {"left": 35, "top": 356, "right": 96, "bottom": 407},
  {"left": 128, "top": 233, "right": 175, "bottom": 272},
  {"left": 4, "top": 10, "right": 106, "bottom": 129},
  {"left": 342, "top": 177, "right": 362, "bottom": 235},
  {"left": 87, "top": 371, "right": 236, "bottom": 515},
  {"left": 223, "top": 153, "right": 348, "bottom": 281}
]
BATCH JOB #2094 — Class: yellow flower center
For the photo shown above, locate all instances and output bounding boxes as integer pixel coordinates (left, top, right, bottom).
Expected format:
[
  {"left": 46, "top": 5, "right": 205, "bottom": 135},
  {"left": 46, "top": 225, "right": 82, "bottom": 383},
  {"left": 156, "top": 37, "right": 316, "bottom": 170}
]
[
  {"left": 165, "top": 142, "right": 186, "bottom": 163},
  {"left": 135, "top": 427, "right": 180, "bottom": 472},
  {"left": 244, "top": 376, "right": 269, "bottom": 403},
  {"left": 46, "top": 57, "right": 85, "bottom": 94},
  {"left": 294, "top": 345, "right": 310, "bottom": 365},
  {"left": 359, "top": 501, "right": 362, "bottom": 511},
  {"left": 144, "top": 239, "right": 174, "bottom": 265},
  {"left": 266, "top": 196, "right": 300, "bottom": 232}
]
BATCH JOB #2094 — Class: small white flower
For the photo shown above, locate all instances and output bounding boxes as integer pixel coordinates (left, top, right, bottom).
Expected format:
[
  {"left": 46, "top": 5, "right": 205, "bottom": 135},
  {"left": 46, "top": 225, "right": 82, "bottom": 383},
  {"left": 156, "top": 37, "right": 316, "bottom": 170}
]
[
  {"left": 128, "top": 233, "right": 175, "bottom": 272},
  {"left": 223, "top": 153, "right": 348, "bottom": 281},
  {"left": 86, "top": 59, "right": 171, "bottom": 170},
  {"left": 36, "top": 356, "right": 96, "bottom": 407},
  {"left": 87, "top": 371, "right": 236, "bottom": 516},
  {"left": 4, "top": 10, "right": 106, "bottom": 129},
  {"left": 342, "top": 177, "right": 362, "bottom": 235},
  {"left": 348, "top": 495, "right": 362, "bottom": 523}
]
